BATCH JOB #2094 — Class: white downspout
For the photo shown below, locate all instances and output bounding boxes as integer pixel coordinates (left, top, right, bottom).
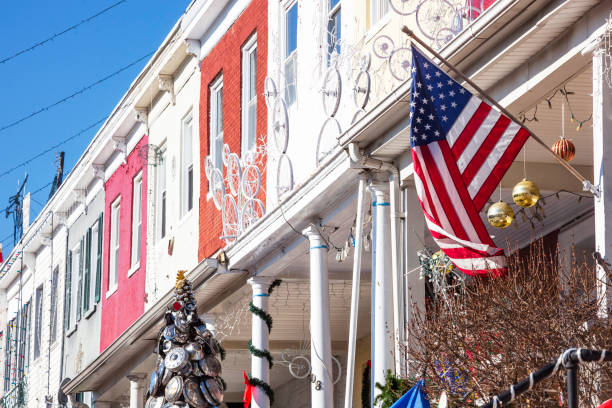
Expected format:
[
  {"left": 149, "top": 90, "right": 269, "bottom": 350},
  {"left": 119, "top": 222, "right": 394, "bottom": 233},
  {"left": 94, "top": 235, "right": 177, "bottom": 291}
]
[
  {"left": 348, "top": 143, "right": 404, "bottom": 374},
  {"left": 343, "top": 173, "right": 368, "bottom": 408}
]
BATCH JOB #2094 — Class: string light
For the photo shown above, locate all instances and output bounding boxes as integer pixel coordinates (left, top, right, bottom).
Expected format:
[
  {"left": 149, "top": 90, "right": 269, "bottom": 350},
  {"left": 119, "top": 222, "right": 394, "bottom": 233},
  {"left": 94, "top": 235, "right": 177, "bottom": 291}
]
[
  {"left": 0, "top": 0, "right": 127, "bottom": 65},
  {"left": 518, "top": 86, "right": 592, "bottom": 131}
]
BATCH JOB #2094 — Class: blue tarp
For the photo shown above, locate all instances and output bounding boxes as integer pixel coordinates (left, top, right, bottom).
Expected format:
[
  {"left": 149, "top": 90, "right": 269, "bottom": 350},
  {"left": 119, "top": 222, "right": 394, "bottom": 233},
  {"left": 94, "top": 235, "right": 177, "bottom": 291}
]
[{"left": 390, "top": 380, "right": 431, "bottom": 408}]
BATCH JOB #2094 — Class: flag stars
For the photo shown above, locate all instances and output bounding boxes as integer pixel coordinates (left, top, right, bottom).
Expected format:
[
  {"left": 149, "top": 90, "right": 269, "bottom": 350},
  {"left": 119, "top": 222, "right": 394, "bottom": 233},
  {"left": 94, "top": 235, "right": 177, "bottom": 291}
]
[
  {"left": 434, "top": 130, "right": 440, "bottom": 137},
  {"left": 459, "top": 88, "right": 466, "bottom": 94},
  {"left": 449, "top": 90, "right": 455, "bottom": 97},
  {"left": 416, "top": 82, "right": 422, "bottom": 88},
  {"left": 442, "top": 115, "right": 448, "bottom": 122},
  {"left": 428, "top": 114, "right": 434, "bottom": 120},
  {"left": 447, "top": 79, "right": 453, "bottom": 85},
  {"left": 439, "top": 93, "right": 445, "bottom": 99},
  {"left": 413, "top": 91, "right": 420, "bottom": 98},
  {"left": 437, "top": 82, "right": 443, "bottom": 88},
  {"left": 421, "top": 134, "right": 428, "bottom": 140},
  {"left": 440, "top": 104, "right": 447, "bottom": 111},
  {"left": 423, "top": 62, "right": 429, "bottom": 69},
  {"left": 416, "top": 117, "right": 422, "bottom": 124},
  {"left": 427, "top": 84, "right": 433, "bottom": 91},
  {"left": 425, "top": 74, "right": 431, "bottom": 80},
  {"left": 419, "top": 107, "right": 425, "bottom": 114},
  {"left": 425, "top": 124, "right": 431, "bottom": 130},
  {"left": 451, "top": 101, "right": 457, "bottom": 108},
  {"left": 410, "top": 100, "right": 416, "bottom": 108},
  {"left": 422, "top": 98, "right": 428, "bottom": 105},
  {"left": 435, "top": 71, "right": 441, "bottom": 77}
]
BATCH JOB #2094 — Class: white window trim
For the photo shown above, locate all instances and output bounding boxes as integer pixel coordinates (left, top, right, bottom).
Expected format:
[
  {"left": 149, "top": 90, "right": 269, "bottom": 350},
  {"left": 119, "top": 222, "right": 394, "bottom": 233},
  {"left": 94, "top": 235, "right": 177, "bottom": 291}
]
[
  {"left": 71, "top": 243, "right": 82, "bottom": 327},
  {"left": 130, "top": 172, "right": 143, "bottom": 273},
  {"left": 156, "top": 144, "right": 167, "bottom": 242},
  {"left": 107, "top": 197, "right": 121, "bottom": 297},
  {"left": 241, "top": 34, "right": 258, "bottom": 158},
  {"left": 283, "top": 0, "right": 298, "bottom": 106},
  {"left": 87, "top": 221, "right": 99, "bottom": 310},
  {"left": 328, "top": 0, "right": 341, "bottom": 60},
  {"left": 181, "top": 112, "right": 194, "bottom": 219},
  {"left": 367, "top": 0, "right": 390, "bottom": 40},
  {"left": 209, "top": 76, "right": 224, "bottom": 196}
]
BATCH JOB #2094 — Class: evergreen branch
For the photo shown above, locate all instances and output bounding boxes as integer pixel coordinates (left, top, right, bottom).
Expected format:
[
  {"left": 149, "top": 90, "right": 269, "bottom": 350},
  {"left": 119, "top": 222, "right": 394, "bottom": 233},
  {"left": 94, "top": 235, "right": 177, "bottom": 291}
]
[
  {"left": 249, "top": 301, "right": 273, "bottom": 333},
  {"left": 248, "top": 339, "right": 274, "bottom": 369}
]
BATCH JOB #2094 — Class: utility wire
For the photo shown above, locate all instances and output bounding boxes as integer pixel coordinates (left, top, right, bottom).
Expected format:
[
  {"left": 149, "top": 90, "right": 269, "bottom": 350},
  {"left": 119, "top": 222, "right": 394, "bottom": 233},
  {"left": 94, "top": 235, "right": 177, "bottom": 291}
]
[
  {"left": 0, "top": 117, "right": 106, "bottom": 181},
  {"left": 0, "top": 51, "right": 153, "bottom": 133},
  {"left": 0, "top": 0, "right": 127, "bottom": 65}
]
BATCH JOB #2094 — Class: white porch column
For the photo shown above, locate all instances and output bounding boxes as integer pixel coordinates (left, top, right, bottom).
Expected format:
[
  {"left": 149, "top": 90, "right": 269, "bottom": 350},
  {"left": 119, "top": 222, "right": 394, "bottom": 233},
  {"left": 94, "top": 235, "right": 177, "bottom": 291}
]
[
  {"left": 126, "top": 374, "right": 146, "bottom": 408},
  {"left": 403, "top": 187, "right": 426, "bottom": 375},
  {"left": 370, "top": 181, "right": 395, "bottom": 406},
  {"left": 592, "top": 47, "right": 612, "bottom": 317},
  {"left": 248, "top": 276, "right": 273, "bottom": 408},
  {"left": 303, "top": 225, "right": 334, "bottom": 408}
]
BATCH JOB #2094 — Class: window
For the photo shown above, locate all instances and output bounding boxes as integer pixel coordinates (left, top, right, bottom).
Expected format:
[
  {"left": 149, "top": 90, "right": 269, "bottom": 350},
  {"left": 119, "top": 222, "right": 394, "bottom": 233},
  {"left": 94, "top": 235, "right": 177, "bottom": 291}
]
[
  {"left": 109, "top": 198, "right": 120, "bottom": 294},
  {"left": 242, "top": 35, "right": 257, "bottom": 156},
  {"left": 76, "top": 238, "right": 84, "bottom": 321},
  {"left": 210, "top": 77, "right": 224, "bottom": 172},
  {"left": 94, "top": 214, "right": 103, "bottom": 303},
  {"left": 371, "top": 0, "right": 389, "bottom": 26},
  {"left": 157, "top": 146, "right": 167, "bottom": 240},
  {"left": 181, "top": 116, "right": 194, "bottom": 216},
  {"left": 131, "top": 173, "right": 143, "bottom": 269},
  {"left": 86, "top": 219, "right": 101, "bottom": 310},
  {"left": 64, "top": 250, "right": 72, "bottom": 331},
  {"left": 284, "top": 1, "right": 298, "bottom": 105},
  {"left": 33, "top": 285, "right": 43, "bottom": 360},
  {"left": 83, "top": 228, "right": 92, "bottom": 313},
  {"left": 327, "top": 0, "right": 341, "bottom": 62},
  {"left": 50, "top": 267, "right": 59, "bottom": 342}
]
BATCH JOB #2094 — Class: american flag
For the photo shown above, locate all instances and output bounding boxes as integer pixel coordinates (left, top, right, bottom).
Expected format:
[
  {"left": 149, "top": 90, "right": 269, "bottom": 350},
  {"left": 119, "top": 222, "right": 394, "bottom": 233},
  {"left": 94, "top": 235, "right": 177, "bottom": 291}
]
[{"left": 409, "top": 46, "right": 529, "bottom": 276}]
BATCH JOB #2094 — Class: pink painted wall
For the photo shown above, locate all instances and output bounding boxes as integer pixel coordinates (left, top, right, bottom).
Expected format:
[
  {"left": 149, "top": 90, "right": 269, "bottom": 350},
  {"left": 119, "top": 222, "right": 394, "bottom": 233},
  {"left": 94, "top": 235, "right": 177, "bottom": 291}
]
[{"left": 100, "top": 135, "right": 148, "bottom": 351}]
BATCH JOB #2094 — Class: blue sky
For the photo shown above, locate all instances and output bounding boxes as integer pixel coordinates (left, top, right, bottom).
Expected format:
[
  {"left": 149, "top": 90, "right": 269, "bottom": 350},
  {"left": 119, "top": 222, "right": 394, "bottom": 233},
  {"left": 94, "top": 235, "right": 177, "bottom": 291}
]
[{"left": 0, "top": 0, "right": 189, "bottom": 254}]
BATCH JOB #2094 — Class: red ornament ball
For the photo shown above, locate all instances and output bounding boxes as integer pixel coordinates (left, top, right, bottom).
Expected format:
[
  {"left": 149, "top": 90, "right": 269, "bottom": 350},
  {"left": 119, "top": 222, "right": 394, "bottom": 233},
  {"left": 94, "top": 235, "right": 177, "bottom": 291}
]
[
  {"left": 552, "top": 138, "right": 575, "bottom": 161},
  {"left": 172, "top": 301, "right": 182, "bottom": 311}
]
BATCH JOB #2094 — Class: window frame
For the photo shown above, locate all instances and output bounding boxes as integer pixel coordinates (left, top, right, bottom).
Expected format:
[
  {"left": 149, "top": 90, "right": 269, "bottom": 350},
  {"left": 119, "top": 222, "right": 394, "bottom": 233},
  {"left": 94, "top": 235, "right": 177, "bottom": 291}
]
[
  {"left": 327, "top": 0, "right": 341, "bottom": 63},
  {"left": 370, "top": 0, "right": 390, "bottom": 27},
  {"left": 181, "top": 113, "right": 194, "bottom": 217},
  {"left": 33, "top": 285, "right": 43, "bottom": 360},
  {"left": 209, "top": 76, "right": 224, "bottom": 174},
  {"left": 130, "top": 172, "right": 143, "bottom": 275},
  {"left": 156, "top": 145, "right": 167, "bottom": 241},
  {"left": 283, "top": 0, "right": 298, "bottom": 106},
  {"left": 50, "top": 267, "right": 59, "bottom": 342},
  {"left": 241, "top": 34, "right": 258, "bottom": 157},
  {"left": 107, "top": 197, "right": 121, "bottom": 297},
  {"left": 85, "top": 219, "right": 100, "bottom": 313}
]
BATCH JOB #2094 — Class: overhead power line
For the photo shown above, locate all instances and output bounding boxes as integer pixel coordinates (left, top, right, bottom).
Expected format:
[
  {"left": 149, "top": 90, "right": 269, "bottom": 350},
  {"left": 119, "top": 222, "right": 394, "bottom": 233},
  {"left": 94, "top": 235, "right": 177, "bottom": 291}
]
[
  {"left": 0, "top": 117, "right": 106, "bottom": 181},
  {"left": 0, "top": 51, "right": 153, "bottom": 133},
  {"left": 0, "top": 0, "right": 127, "bottom": 65}
]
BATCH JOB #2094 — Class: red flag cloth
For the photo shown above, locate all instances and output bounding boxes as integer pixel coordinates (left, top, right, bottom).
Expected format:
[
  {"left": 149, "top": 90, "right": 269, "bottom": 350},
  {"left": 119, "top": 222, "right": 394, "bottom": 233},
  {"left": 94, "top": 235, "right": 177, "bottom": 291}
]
[
  {"left": 599, "top": 399, "right": 612, "bottom": 408},
  {"left": 409, "top": 46, "right": 529, "bottom": 276},
  {"left": 0, "top": 243, "right": 3, "bottom": 263},
  {"left": 243, "top": 370, "right": 253, "bottom": 408}
]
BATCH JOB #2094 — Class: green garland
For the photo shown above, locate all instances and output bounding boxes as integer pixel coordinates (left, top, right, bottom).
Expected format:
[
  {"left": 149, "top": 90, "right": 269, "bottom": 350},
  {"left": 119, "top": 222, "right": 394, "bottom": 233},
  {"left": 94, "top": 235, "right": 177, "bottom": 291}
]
[
  {"left": 248, "top": 339, "right": 274, "bottom": 369},
  {"left": 247, "top": 376, "right": 275, "bottom": 405},
  {"left": 247, "top": 279, "right": 282, "bottom": 405},
  {"left": 249, "top": 301, "right": 273, "bottom": 333}
]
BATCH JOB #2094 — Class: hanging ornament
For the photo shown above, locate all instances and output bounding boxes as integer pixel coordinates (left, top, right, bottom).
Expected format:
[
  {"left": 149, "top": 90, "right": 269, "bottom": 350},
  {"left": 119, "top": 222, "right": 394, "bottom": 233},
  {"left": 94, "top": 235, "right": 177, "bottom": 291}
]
[
  {"left": 512, "top": 179, "right": 540, "bottom": 208},
  {"left": 487, "top": 201, "right": 514, "bottom": 228},
  {"left": 551, "top": 137, "right": 575, "bottom": 161}
]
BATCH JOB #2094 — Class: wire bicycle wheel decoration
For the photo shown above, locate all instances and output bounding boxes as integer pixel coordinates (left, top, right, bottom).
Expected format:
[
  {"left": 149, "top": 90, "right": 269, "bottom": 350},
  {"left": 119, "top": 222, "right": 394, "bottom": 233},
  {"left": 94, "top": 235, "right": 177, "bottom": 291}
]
[
  {"left": 204, "top": 143, "right": 266, "bottom": 244},
  {"left": 351, "top": 53, "right": 372, "bottom": 124},
  {"left": 317, "top": 65, "right": 342, "bottom": 167},
  {"left": 265, "top": 76, "right": 297, "bottom": 202}
]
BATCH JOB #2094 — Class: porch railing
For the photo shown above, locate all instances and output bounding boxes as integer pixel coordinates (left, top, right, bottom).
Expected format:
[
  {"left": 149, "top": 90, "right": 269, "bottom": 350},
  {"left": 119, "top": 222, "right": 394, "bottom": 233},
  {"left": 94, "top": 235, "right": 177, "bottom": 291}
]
[{"left": 0, "top": 380, "right": 27, "bottom": 408}]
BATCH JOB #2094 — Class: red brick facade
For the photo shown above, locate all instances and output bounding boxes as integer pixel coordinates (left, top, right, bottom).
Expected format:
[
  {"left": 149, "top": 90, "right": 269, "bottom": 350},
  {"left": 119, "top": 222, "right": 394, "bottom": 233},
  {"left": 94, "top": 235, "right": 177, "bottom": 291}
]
[
  {"left": 100, "top": 136, "right": 148, "bottom": 351},
  {"left": 198, "top": 0, "right": 268, "bottom": 260}
]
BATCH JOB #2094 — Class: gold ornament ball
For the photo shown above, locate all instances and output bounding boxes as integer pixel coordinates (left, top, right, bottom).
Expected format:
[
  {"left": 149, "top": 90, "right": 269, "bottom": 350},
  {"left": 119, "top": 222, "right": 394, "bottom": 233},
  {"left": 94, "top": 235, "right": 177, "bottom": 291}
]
[
  {"left": 512, "top": 178, "right": 540, "bottom": 208},
  {"left": 487, "top": 201, "right": 514, "bottom": 228}
]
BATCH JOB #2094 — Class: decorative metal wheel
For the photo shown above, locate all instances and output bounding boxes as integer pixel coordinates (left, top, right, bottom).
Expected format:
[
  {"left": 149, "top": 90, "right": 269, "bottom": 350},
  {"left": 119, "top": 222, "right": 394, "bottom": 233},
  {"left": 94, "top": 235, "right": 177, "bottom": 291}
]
[
  {"left": 221, "top": 195, "right": 239, "bottom": 243},
  {"left": 272, "top": 98, "right": 289, "bottom": 154},
  {"left": 210, "top": 168, "right": 225, "bottom": 211},
  {"left": 388, "top": 47, "right": 413, "bottom": 81},
  {"left": 316, "top": 117, "right": 342, "bottom": 167},
  {"left": 352, "top": 70, "right": 371, "bottom": 109},
  {"left": 372, "top": 35, "right": 395, "bottom": 59},
  {"left": 332, "top": 356, "right": 342, "bottom": 385},
  {"left": 222, "top": 144, "right": 231, "bottom": 167},
  {"left": 264, "top": 76, "right": 278, "bottom": 109},
  {"left": 435, "top": 27, "right": 455, "bottom": 49},
  {"left": 416, "top": 0, "right": 456, "bottom": 40},
  {"left": 276, "top": 154, "right": 294, "bottom": 200},
  {"left": 389, "top": 0, "right": 422, "bottom": 16},
  {"left": 240, "top": 165, "right": 262, "bottom": 200},
  {"left": 351, "top": 109, "right": 366, "bottom": 124},
  {"left": 289, "top": 355, "right": 311, "bottom": 379},
  {"left": 227, "top": 153, "right": 242, "bottom": 197},
  {"left": 322, "top": 67, "right": 342, "bottom": 118},
  {"left": 240, "top": 198, "right": 265, "bottom": 232}
]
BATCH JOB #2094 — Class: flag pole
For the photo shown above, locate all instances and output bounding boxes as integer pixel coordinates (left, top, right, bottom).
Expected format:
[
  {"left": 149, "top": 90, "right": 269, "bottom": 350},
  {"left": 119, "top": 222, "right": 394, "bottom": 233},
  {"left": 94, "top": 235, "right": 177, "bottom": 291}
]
[{"left": 401, "top": 26, "right": 599, "bottom": 196}]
